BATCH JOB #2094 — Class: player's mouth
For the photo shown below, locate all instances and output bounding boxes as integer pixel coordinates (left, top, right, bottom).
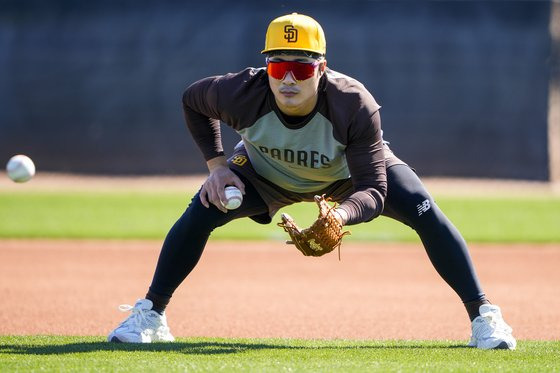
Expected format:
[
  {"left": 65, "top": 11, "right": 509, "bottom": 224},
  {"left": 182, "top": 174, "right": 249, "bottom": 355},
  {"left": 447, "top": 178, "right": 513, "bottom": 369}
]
[{"left": 279, "top": 89, "right": 298, "bottom": 97}]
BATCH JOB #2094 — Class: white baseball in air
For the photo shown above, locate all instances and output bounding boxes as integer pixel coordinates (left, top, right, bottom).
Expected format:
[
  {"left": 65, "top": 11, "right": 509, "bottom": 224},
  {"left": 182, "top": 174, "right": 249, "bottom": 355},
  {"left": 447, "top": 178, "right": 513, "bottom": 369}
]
[
  {"left": 6, "top": 154, "right": 36, "bottom": 183},
  {"left": 222, "top": 186, "right": 243, "bottom": 210}
]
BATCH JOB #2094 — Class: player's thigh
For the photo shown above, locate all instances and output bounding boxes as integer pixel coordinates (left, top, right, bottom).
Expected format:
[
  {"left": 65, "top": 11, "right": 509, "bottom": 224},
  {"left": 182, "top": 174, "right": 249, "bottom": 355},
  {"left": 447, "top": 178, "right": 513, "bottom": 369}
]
[
  {"left": 382, "top": 164, "right": 434, "bottom": 227},
  {"left": 180, "top": 177, "right": 269, "bottom": 231}
]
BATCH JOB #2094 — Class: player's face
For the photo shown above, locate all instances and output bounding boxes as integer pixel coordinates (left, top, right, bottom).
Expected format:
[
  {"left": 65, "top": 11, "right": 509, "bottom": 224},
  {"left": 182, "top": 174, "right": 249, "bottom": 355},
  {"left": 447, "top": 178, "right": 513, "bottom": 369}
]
[{"left": 266, "top": 54, "right": 326, "bottom": 116}]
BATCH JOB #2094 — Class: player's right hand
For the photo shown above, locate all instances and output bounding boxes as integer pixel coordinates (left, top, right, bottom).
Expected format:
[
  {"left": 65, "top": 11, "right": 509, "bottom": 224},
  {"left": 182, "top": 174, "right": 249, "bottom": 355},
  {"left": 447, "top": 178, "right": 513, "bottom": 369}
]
[{"left": 200, "top": 158, "right": 245, "bottom": 213}]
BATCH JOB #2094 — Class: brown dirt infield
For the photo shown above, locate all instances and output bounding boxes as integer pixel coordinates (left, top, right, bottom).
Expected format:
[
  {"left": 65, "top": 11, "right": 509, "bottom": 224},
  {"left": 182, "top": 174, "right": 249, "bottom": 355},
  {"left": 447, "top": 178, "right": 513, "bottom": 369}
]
[{"left": 0, "top": 239, "right": 558, "bottom": 341}]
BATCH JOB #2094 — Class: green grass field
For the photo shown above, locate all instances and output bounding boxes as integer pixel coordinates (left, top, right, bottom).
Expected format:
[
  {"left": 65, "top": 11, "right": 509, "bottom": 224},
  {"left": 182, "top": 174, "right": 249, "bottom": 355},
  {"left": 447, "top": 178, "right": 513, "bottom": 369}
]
[
  {"left": 1, "top": 190, "right": 559, "bottom": 372},
  {"left": 1, "top": 336, "right": 559, "bottom": 372},
  {"left": 1, "top": 190, "right": 559, "bottom": 242}
]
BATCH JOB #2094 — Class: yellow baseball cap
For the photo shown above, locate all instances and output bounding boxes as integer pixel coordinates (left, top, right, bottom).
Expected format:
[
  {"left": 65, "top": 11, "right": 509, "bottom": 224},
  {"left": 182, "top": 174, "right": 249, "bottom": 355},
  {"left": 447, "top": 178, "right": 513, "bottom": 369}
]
[{"left": 261, "top": 13, "right": 326, "bottom": 55}]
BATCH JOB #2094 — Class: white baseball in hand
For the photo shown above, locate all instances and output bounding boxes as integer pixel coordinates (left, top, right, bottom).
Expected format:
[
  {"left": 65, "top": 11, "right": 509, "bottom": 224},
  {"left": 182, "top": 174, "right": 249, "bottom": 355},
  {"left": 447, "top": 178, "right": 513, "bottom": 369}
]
[
  {"left": 6, "top": 154, "right": 36, "bottom": 183},
  {"left": 222, "top": 186, "right": 243, "bottom": 210}
]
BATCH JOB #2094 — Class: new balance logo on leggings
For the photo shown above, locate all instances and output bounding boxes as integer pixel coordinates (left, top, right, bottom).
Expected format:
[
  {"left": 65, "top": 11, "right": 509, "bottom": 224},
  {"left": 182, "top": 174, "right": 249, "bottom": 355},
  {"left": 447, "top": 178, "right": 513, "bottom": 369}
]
[{"left": 416, "top": 199, "right": 431, "bottom": 216}]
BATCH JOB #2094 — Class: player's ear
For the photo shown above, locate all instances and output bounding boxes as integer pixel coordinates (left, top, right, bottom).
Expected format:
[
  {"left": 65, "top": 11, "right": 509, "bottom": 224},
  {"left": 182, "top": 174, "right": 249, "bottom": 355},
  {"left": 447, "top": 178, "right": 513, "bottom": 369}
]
[{"left": 319, "top": 60, "right": 327, "bottom": 75}]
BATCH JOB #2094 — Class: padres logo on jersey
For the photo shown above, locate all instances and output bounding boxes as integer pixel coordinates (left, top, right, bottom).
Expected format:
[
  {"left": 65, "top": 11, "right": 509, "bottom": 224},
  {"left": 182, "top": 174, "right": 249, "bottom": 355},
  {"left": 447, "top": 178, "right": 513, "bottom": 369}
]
[
  {"left": 231, "top": 155, "right": 248, "bottom": 167},
  {"left": 257, "top": 145, "right": 331, "bottom": 169}
]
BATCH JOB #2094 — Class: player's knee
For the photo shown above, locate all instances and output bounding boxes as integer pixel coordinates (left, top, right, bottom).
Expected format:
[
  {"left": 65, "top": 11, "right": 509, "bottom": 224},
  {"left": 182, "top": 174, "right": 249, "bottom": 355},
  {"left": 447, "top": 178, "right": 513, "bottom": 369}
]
[
  {"left": 412, "top": 194, "right": 435, "bottom": 219},
  {"left": 396, "top": 191, "right": 440, "bottom": 228}
]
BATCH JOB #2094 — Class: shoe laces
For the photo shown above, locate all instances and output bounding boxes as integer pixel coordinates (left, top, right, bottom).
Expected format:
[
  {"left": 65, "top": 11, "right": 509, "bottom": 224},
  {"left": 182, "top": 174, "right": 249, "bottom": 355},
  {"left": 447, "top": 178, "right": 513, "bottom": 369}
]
[
  {"left": 118, "top": 304, "right": 153, "bottom": 330},
  {"left": 474, "top": 310, "right": 512, "bottom": 338},
  {"left": 117, "top": 304, "right": 170, "bottom": 337}
]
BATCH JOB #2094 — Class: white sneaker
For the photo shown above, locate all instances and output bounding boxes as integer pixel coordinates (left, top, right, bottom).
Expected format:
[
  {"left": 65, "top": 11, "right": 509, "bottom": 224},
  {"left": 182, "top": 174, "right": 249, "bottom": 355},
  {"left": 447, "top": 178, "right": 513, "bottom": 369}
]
[
  {"left": 107, "top": 299, "right": 175, "bottom": 343},
  {"left": 468, "top": 304, "right": 516, "bottom": 350}
]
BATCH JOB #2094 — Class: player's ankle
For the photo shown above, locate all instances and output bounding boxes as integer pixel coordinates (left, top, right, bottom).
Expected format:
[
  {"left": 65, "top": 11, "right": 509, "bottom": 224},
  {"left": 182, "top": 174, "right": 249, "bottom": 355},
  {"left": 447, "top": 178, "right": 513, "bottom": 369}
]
[
  {"left": 464, "top": 297, "right": 490, "bottom": 321},
  {"left": 145, "top": 290, "right": 171, "bottom": 315}
]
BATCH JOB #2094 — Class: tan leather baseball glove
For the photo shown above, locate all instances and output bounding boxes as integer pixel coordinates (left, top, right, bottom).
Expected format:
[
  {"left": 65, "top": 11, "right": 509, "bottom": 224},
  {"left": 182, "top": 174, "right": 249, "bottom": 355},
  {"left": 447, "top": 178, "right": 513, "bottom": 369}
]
[{"left": 278, "top": 195, "right": 351, "bottom": 259}]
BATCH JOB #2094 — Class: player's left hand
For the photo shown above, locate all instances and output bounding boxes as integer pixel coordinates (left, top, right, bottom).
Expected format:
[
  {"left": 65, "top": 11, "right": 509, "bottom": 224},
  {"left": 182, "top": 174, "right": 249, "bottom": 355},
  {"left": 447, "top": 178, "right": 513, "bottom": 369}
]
[{"left": 278, "top": 195, "right": 351, "bottom": 258}]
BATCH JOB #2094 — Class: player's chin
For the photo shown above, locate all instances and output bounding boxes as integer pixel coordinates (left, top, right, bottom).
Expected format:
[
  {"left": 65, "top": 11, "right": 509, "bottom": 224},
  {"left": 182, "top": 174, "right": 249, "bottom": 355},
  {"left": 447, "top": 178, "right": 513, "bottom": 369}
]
[{"left": 278, "top": 97, "right": 302, "bottom": 108}]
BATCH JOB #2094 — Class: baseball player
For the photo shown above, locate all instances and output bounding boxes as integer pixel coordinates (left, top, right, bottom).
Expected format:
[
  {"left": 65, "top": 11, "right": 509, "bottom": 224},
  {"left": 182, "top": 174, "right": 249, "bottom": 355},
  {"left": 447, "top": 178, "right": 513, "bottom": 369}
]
[{"left": 108, "top": 13, "right": 516, "bottom": 349}]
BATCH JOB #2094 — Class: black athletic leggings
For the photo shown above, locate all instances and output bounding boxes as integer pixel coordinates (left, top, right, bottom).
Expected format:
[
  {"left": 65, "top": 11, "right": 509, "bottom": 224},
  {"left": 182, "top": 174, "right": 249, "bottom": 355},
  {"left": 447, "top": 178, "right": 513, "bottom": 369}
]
[{"left": 149, "top": 164, "right": 484, "bottom": 304}]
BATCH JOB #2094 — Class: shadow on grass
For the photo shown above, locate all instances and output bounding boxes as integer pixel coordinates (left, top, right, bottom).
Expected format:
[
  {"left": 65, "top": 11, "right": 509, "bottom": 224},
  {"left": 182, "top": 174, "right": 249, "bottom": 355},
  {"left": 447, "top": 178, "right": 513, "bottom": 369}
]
[{"left": 0, "top": 340, "right": 469, "bottom": 355}]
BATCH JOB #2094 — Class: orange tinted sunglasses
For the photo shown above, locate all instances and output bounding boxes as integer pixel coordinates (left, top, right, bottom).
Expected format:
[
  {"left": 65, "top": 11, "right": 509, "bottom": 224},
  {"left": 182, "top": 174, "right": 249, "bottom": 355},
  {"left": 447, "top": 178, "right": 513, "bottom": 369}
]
[{"left": 266, "top": 59, "right": 320, "bottom": 81}]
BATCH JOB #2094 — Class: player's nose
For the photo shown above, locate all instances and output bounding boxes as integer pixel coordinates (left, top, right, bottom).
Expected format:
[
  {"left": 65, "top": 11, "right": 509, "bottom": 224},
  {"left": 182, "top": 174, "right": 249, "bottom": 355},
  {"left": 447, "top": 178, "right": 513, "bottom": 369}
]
[{"left": 282, "top": 71, "right": 297, "bottom": 84}]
